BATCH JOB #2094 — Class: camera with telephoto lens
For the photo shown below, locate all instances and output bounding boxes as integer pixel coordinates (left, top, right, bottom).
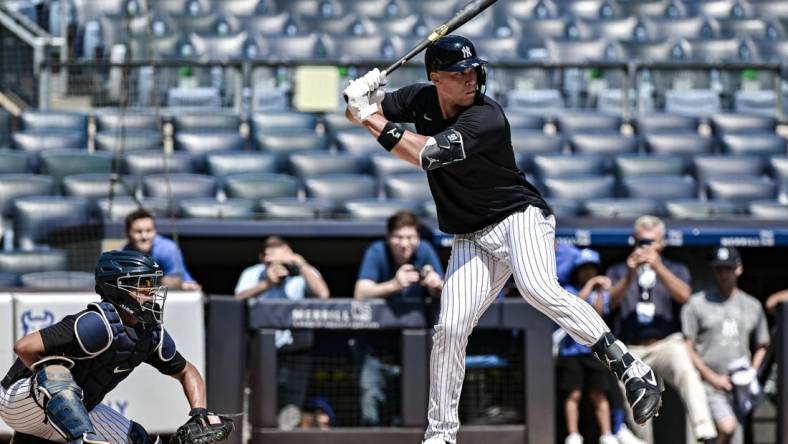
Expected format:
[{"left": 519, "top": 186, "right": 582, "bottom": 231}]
[
  {"left": 285, "top": 263, "right": 301, "bottom": 276},
  {"left": 636, "top": 238, "right": 653, "bottom": 247}
]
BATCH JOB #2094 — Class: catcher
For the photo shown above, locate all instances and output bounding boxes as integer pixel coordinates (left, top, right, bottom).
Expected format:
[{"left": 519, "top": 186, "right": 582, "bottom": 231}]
[{"left": 0, "top": 250, "right": 233, "bottom": 444}]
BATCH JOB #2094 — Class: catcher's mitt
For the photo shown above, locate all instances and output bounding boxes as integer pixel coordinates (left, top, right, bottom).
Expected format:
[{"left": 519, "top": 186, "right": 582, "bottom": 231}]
[{"left": 174, "top": 408, "right": 234, "bottom": 444}]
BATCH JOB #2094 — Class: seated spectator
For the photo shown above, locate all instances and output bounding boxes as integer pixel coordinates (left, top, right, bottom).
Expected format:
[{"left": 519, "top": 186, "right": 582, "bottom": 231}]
[
  {"left": 607, "top": 215, "right": 716, "bottom": 444},
  {"left": 682, "top": 247, "right": 769, "bottom": 444},
  {"left": 123, "top": 209, "right": 201, "bottom": 291},
  {"left": 353, "top": 210, "right": 444, "bottom": 426},
  {"left": 557, "top": 248, "right": 617, "bottom": 444},
  {"left": 234, "top": 236, "right": 330, "bottom": 429}
]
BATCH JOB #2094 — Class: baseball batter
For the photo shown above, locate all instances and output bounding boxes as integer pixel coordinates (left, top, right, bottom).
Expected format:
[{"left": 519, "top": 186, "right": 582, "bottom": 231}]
[
  {"left": 343, "top": 35, "right": 664, "bottom": 444},
  {"left": 0, "top": 250, "right": 232, "bottom": 444}
]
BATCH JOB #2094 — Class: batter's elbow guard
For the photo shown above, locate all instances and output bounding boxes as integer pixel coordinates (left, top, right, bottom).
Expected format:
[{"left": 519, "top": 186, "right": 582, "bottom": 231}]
[{"left": 419, "top": 130, "right": 466, "bottom": 171}]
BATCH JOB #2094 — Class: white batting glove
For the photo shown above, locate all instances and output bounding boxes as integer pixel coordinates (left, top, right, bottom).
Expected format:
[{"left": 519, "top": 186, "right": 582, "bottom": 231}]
[{"left": 345, "top": 80, "right": 380, "bottom": 121}]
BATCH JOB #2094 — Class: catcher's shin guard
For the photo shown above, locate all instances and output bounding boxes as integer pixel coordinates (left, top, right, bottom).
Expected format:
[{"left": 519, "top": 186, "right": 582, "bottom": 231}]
[
  {"left": 32, "top": 364, "right": 109, "bottom": 444},
  {"left": 129, "top": 421, "right": 160, "bottom": 444},
  {"left": 591, "top": 332, "right": 664, "bottom": 424}
]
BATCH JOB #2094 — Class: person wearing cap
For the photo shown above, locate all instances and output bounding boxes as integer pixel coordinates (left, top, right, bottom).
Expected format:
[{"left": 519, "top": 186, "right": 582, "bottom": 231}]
[
  {"left": 607, "top": 215, "right": 717, "bottom": 444},
  {"left": 682, "top": 247, "right": 769, "bottom": 444},
  {"left": 556, "top": 248, "right": 617, "bottom": 444}
]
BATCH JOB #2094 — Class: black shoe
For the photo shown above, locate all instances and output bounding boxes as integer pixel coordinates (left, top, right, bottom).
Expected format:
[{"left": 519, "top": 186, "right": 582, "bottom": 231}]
[{"left": 621, "top": 355, "right": 665, "bottom": 424}]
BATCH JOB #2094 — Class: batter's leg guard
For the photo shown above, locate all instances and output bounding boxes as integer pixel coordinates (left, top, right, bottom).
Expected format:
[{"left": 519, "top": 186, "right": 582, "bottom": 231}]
[
  {"left": 591, "top": 332, "right": 664, "bottom": 424},
  {"left": 129, "top": 421, "right": 160, "bottom": 444},
  {"left": 32, "top": 364, "right": 109, "bottom": 444}
]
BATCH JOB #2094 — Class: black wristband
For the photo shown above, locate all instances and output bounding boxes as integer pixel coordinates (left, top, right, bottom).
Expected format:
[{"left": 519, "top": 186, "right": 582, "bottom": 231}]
[{"left": 377, "top": 121, "right": 405, "bottom": 152}]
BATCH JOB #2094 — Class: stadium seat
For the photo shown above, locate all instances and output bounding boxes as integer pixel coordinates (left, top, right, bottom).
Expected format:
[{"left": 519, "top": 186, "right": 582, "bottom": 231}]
[
  {"left": 206, "top": 152, "right": 278, "bottom": 180},
  {"left": 178, "top": 197, "right": 257, "bottom": 219},
  {"left": 0, "top": 174, "right": 54, "bottom": 217},
  {"left": 343, "top": 198, "right": 420, "bottom": 220},
  {"left": 568, "top": 133, "right": 639, "bottom": 168},
  {"left": 770, "top": 155, "right": 788, "bottom": 199},
  {"left": 20, "top": 110, "right": 88, "bottom": 141},
  {"left": 560, "top": 0, "right": 620, "bottom": 19},
  {"left": 210, "top": 0, "right": 269, "bottom": 16},
  {"left": 242, "top": 11, "right": 303, "bottom": 37},
  {"left": 693, "top": 0, "right": 752, "bottom": 18},
  {"left": 301, "top": 12, "right": 371, "bottom": 36},
  {"left": 12, "top": 130, "right": 86, "bottom": 154},
  {"left": 631, "top": 113, "right": 700, "bottom": 134},
  {"left": 285, "top": 0, "right": 344, "bottom": 18},
  {"left": 589, "top": 16, "right": 651, "bottom": 41},
  {"left": 39, "top": 151, "right": 113, "bottom": 191},
  {"left": 0, "top": 151, "right": 30, "bottom": 174},
  {"left": 472, "top": 36, "right": 525, "bottom": 63},
  {"left": 289, "top": 152, "right": 361, "bottom": 178},
  {"left": 122, "top": 151, "right": 195, "bottom": 176},
  {"left": 94, "top": 130, "right": 163, "bottom": 153},
  {"left": 0, "top": 249, "right": 68, "bottom": 276},
  {"left": 250, "top": 111, "right": 319, "bottom": 135},
  {"left": 615, "top": 154, "right": 685, "bottom": 178},
  {"left": 334, "top": 129, "right": 380, "bottom": 157},
  {"left": 545, "top": 197, "right": 581, "bottom": 218},
  {"left": 511, "top": 131, "right": 565, "bottom": 171},
  {"left": 12, "top": 196, "right": 90, "bottom": 250},
  {"left": 748, "top": 200, "right": 788, "bottom": 219},
  {"left": 664, "top": 90, "right": 721, "bottom": 117},
  {"left": 173, "top": 131, "right": 246, "bottom": 156},
  {"left": 533, "top": 154, "right": 607, "bottom": 180},
  {"left": 622, "top": 175, "right": 697, "bottom": 201},
  {"left": 709, "top": 113, "right": 777, "bottom": 136},
  {"left": 720, "top": 133, "right": 786, "bottom": 157},
  {"left": 171, "top": 111, "right": 241, "bottom": 133},
  {"left": 169, "top": 12, "right": 230, "bottom": 36},
  {"left": 751, "top": 1, "right": 788, "bottom": 18},
  {"left": 504, "top": 112, "right": 546, "bottom": 130},
  {"left": 94, "top": 109, "right": 162, "bottom": 132},
  {"left": 665, "top": 199, "right": 737, "bottom": 219},
  {"left": 190, "top": 32, "right": 254, "bottom": 61},
  {"left": 422, "top": 200, "right": 438, "bottom": 220},
  {"left": 324, "top": 112, "right": 357, "bottom": 134},
  {"left": 254, "top": 129, "right": 329, "bottom": 167},
  {"left": 370, "top": 13, "right": 428, "bottom": 38},
  {"left": 543, "top": 175, "right": 616, "bottom": 200},
  {"left": 687, "top": 37, "right": 756, "bottom": 62},
  {"left": 62, "top": 173, "right": 135, "bottom": 215},
  {"left": 327, "top": 34, "right": 404, "bottom": 62},
  {"left": 584, "top": 198, "right": 663, "bottom": 218},
  {"left": 348, "top": 0, "right": 411, "bottom": 19},
  {"left": 619, "top": 38, "right": 691, "bottom": 62},
  {"left": 384, "top": 173, "right": 431, "bottom": 202},
  {"left": 643, "top": 133, "right": 714, "bottom": 161},
  {"left": 718, "top": 18, "right": 777, "bottom": 39},
  {"left": 0, "top": 272, "right": 16, "bottom": 288},
  {"left": 648, "top": 16, "right": 719, "bottom": 40},
  {"left": 617, "top": 0, "right": 686, "bottom": 18},
  {"left": 142, "top": 173, "right": 218, "bottom": 203},
  {"left": 693, "top": 155, "right": 765, "bottom": 189},
  {"left": 545, "top": 38, "right": 619, "bottom": 63},
  {"left": 734, "top": 91, "right": 778, "bottom": 117},
  {"left": 370, "top": 153, "right": 419, "bottom": 179},
  {"left": 260, "top": 33, "right": 333, "bottom": 60},
  {"left": 20, "top": 271, "right": 95, "bottom": 290},
  {"left": 304, "top": 174, "right": 378, "bottom": 210},
  {"left": 505, "top": 90, "right": 565, "bottom": 115},
  {"left": 501, "top": 0, "right": 559, "bottom": 19},
  {"left": 260, "top": 197, "right": 334, "bottom": 219},
  {"left": 706, "top": 176, "right": 777, "bottom": 211},
  {"left": 554, "top": 112, "right": 622, "bottom": 134},
  {"left": 97, "top": 197, "right": 171, "bottom": 221},
  {"left": 223, "top": 173, "right": 300, "bottom": 200}
]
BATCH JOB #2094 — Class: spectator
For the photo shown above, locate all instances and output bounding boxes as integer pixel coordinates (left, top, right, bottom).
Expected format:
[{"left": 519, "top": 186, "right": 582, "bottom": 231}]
[
  {"left": 353, "top": 210, "right": 444, "bottom": 426},
  {"left": 234, "top": 236, "right": 330, "bottom": 429},
  {"left": 682, "top": 247, "right": 769, "bottom": 444},
  {"left": 123, "top": 209, "right": 201, "bottom": 291},
  {"left": 557, "top": 248, "right": 617, "bottom": 444},
  {"left": 765, "top": 288, "right": 788, "bottom": 315},
  {"left": 607, "top": 215, "right": 716, "bottom": 444}
]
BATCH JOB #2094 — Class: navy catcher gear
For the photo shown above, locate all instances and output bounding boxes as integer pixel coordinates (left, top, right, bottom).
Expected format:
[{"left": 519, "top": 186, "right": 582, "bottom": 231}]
[
  {"left": 95, "top": 250, "right": 167, "bottom": 325},
  {"left": 424, "top": 35, "right": 487, "bottom": 96}
]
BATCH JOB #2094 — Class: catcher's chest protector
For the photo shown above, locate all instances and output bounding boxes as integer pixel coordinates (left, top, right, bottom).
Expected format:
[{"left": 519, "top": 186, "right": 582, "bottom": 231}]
[{"left": 72, "top": 302, "right": 161, "bottom": 410}]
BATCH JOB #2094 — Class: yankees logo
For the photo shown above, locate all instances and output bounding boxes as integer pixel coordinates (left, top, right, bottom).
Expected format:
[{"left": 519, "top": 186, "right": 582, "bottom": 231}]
[
  {"left": 386, "top": 127, "right": 401, "bottom": 139},
  {"left": 461, "top": 46, "right": 472, "bottom": 58}
]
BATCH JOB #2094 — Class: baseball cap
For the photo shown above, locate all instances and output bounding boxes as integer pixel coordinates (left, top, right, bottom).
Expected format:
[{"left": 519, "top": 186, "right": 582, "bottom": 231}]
[
  {"left": 572, "top": 248, "right": 601, "bottom": 271},
  {"left": 711, "top": 246, "right": 741, "bottom": 267}
]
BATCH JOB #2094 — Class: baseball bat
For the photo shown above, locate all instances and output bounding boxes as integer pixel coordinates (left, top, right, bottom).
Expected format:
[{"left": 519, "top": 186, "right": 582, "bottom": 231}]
[{"left": 384, "top": 0, "right": 499, "bottom": 76}]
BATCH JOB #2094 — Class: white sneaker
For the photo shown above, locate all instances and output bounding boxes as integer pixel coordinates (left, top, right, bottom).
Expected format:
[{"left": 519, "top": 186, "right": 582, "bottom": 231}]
[
  {"left": 565, "top": 433, "right": 584, "bottom": 444},
  {"left": 616, "top": 425, "right": 646, "bottom": 444},
  {"left": 599, "top": 434, "right": 618, "bottom": 444}
]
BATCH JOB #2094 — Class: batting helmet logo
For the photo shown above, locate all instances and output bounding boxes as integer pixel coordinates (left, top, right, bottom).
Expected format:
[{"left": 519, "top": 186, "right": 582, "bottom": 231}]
[{"left": 461, "top": 46, "right": 472, "bottom": 58}]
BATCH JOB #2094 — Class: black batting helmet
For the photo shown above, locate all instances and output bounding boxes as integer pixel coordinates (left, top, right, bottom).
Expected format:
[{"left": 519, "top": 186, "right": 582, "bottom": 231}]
[
  {"left": 95, "top": 250, "right": 167, "bottom": 325},
  {"left": 424, "top": 35, "right": 488, "bottom": 96}
]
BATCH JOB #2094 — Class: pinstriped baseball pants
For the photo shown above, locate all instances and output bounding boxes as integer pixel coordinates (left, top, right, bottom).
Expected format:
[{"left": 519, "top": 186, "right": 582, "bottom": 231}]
[
  {"left": 0, "top": 378, "right": 132, "bottom": 443},
  {"left": 425, "top": 206, "right": 609, "bottom": 443}
]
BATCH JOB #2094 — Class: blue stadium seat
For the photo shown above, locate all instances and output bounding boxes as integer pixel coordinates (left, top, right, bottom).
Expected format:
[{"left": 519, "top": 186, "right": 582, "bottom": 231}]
[
  {"left": 692, "top": 0, "right": 752, "bottom": 18},
  {"left": 647, "top": 16, "right": 719, "bottom": 40},
  {"left": 242, "top": 12, "right": 303, "bottom": 37},
  {"left": 343, "top": 198, "right": 420, "bottom": 220},
  {"left": 370, "top": 153, "right": 419, "bottom": 179},
  {"left": 348, "top": 0, "right": 411, "bottom": 19},
  {"left": 709, "top": 113, "right": 777, "bottom": 136},
  {"left": 97, "top": 197, "right": 171, "bottom": 221},
  {"left": 122, "top": 151, "right": 196, "bottom": 176},
  {"left": 665, "top": 199, "right": 737, "bottom": 219},
  {"left": 94, "top": 109, "right": 162, "bottom": 132},
  {"left": 543, "top": 175, "right": 616, "bottom": 200},
  {"left": 0, "top": 151, "right": 30, "bottom": 174},
  {"left": 623, "top": 175, "right": 697, "bottom": 201},
  {"left": 20, "top": 271, "right": 95, "bottom": 290},
  {"left": 173, "top": 131, "right": 246, "bottom": 157},
  {"left": 511, "top": 131, "right": 565, "bottom": 172},
  {"left": 587, "top": 16, "right": 652, "bottom": 41},
  {"left": 0, "top": 272, "right": 16, "bottom": 288},
  {"left": 324, "top": 112, "right": 357, "bottom": 134},
  {"left": 504, "top": 112, "right": 546, "bottom": 130},
  {"left": 693, "top": 155, "right": 765, "bottom": 190},
  {"left": 170, "top": 12, "right": 231, "bottom": 35},
  {"left": 285, "top": 0, "right": 345, "bottom": 18},
  {"left": 20, "top": 110, "right": 88, "bottom": 142},
  {"left": 720, "top": 133, "right": 786, "bottom": 157},
  {"left": 422, "top": 200, "right": 438, "bottom": 220},
  {"left": 751, "top": 1, "right": 788, "bottom": 19},
  {"left": 687, "top": 37, "right": 756, "bottom": 62},
  {"left": 568, "top": 133, "right": 639, "bottom": 168},
  {"left": 12, "top": 130, "right": 86, "bottom": 154},
  {"left": 178, "top": 197, "right": 257, "bottom": 219},
  {"left": 0, "top": 174, "right": 54, "bottom": 218},
  {"left": 12, "top": 196, "right": 90, "bottom": 250},
  {"left": 260, "top": 197, "right": 334, "bottom": 219},
  {"left": 643, "top": 133, "right": 714, "bottom": 162},
  {"left": 62, "top": 173, "right": 135, "bottom": 215},
  {"left": 260, "top": 33, "right": 333, "bottom": 60},
  {"left": 39, "top": 151, "right": 113, "bottom": 191},
  {"left": 718, "top": 18, "right": 778, "bottom": 39},
  {"left": 304, "top": 174, "right": 378, "bottom": 210},
  {"left": 472, "top": 36, "right": 525, "bottom": 63},
  {"left": 545, "top": 197, "right": 581, "bottom": 218},
  {"left": 506, "top": 90, "right": 565, "bottom": 115},
  {"left": 206, "top": 152, "right": 278, "bottom": 180},
  {"left": 250, "top": 111, "right": 319, "bottom": 140},
  {"left": 326, "top": 34, "right": 405, "bottom": 62},
  {"left": 632, "top": 113, "right": 699, "bottom": 134},
  {"left": 302, "top": 14, "right": 373, "bottom": 36},
  {"left": 384, "top": 173, "right": 431, "bottom": 202},
  {"left": 190, "top": 32, "right": 255, "bottom": 60},
  {"left": 770, "top": 155, "right": 788, "bottom": 200},
  {"left": 289, "top": 152, "right": 361, "bottom": 178},
  {"left": 334, "top": 129, "right": 380, "bottom": 157},
  {"left": 94, "top": 130, "right": 163, "bottom": 153},
  {"left": 502, "top": 0, "right": 559, "bottom": 19},
  {"left": 370, "top": 13, "right": 429, "bottom": 38},
  {"left": 545, "top": 38, "right": 620, "bottom": 62},
  {"left": 664, "top": 90, "right": 721, "bottom": 117},
  {"left": 748, "top": 200, "right": 788, "bottom": 219},
  {"left": 142, "top": 173, "right": 218, "bottom": 203},
  {"left": 212, "top": 0, "right": 271, "bottom": 16},
  {"left": 706, "top": 176, "right": 777, "bottom": 211},
  {"left": 584, "top": 197, "right": 663, "bottom": 218},
  {"left": 533, "top": 154, "right": 607, "bottom": 181},
  {"left": 0, "top": 249, "right": 68, "bottom": 276},
  {"left": 615, "top": 154, "right": 685, "bottom": 178},
  {"left": 223, "top": 173, "right": 300, "bottom": 199},
  {"left": 255, "top": 129, "right": 329, "bottom": 167},
  {"left": 617, "top": 0, "right": 687, "bottom": 18},
  {"left": 734, "top": 91, "right": 778, "bottom": 117},
  {"left": 554, "top": 112, "right": 622, "bottom": 133},
  {"left": 172, "top": 111, "right": 241, "bottom": 133},
  {"left": 619, "top": 38, "right": 691, "bottom": 62}
]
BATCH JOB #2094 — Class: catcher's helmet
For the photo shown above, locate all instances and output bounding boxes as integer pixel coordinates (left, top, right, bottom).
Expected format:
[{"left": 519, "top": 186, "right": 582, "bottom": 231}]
[
  {"left": 424, "top": 35, "right": 488, "bottom": 96},
  {"left": 95, "top": 250, "right": 167, "bottom": 325}
]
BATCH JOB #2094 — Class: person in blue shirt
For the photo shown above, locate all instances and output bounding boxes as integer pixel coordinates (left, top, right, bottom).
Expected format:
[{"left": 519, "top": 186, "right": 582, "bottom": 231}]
[
  {"left": 123, "top": 209, "right": 201, "bottom": 291},
  {"left": 353, "top": 210, "right": 444, "bottom": 426},
  {"left": 557, "top": 248, "right": 616, "bottom": 444}
]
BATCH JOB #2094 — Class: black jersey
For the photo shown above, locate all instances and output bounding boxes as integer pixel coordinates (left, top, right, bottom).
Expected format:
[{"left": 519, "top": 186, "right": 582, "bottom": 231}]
[{"left": 381, "top": 83, "right": 550, "bottom": 234}]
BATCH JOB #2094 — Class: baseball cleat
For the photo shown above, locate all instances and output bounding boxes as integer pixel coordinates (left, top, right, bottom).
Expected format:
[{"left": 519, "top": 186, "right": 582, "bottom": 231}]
[{"left": 621, "top": 356, "right": 664, "bottom": 424}]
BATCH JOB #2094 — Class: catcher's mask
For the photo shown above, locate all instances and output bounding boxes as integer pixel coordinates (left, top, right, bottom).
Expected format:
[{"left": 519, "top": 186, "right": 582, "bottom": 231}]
[
  {"left": 95, "top": 250, "right": 167, "bottom": 325},
  {"left": 425, "top": 35, "right": 488, "bottom": 97}
]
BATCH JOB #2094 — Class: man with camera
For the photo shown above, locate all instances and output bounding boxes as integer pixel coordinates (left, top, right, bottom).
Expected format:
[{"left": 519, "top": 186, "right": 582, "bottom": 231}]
[
  {"left": 234, "top": 235, "right": 329, "bottom": 428},
  {"left": 353, "top": 210, "right": 444, "bottom": 426},
  {"left": 607, "top": 215, "right": 717, "bottom": 444}
]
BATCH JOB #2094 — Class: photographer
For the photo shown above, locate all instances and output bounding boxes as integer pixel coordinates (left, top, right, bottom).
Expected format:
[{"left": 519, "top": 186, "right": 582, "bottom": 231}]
[
  {"left": 353, "top": 210, "right": 445, "bottom": 426},
  {"left": 234, "top": 236, "right": 329, "bottom": 429},
  {"left": 607, "top": 216, "right": 716, "bottom": 444}
]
